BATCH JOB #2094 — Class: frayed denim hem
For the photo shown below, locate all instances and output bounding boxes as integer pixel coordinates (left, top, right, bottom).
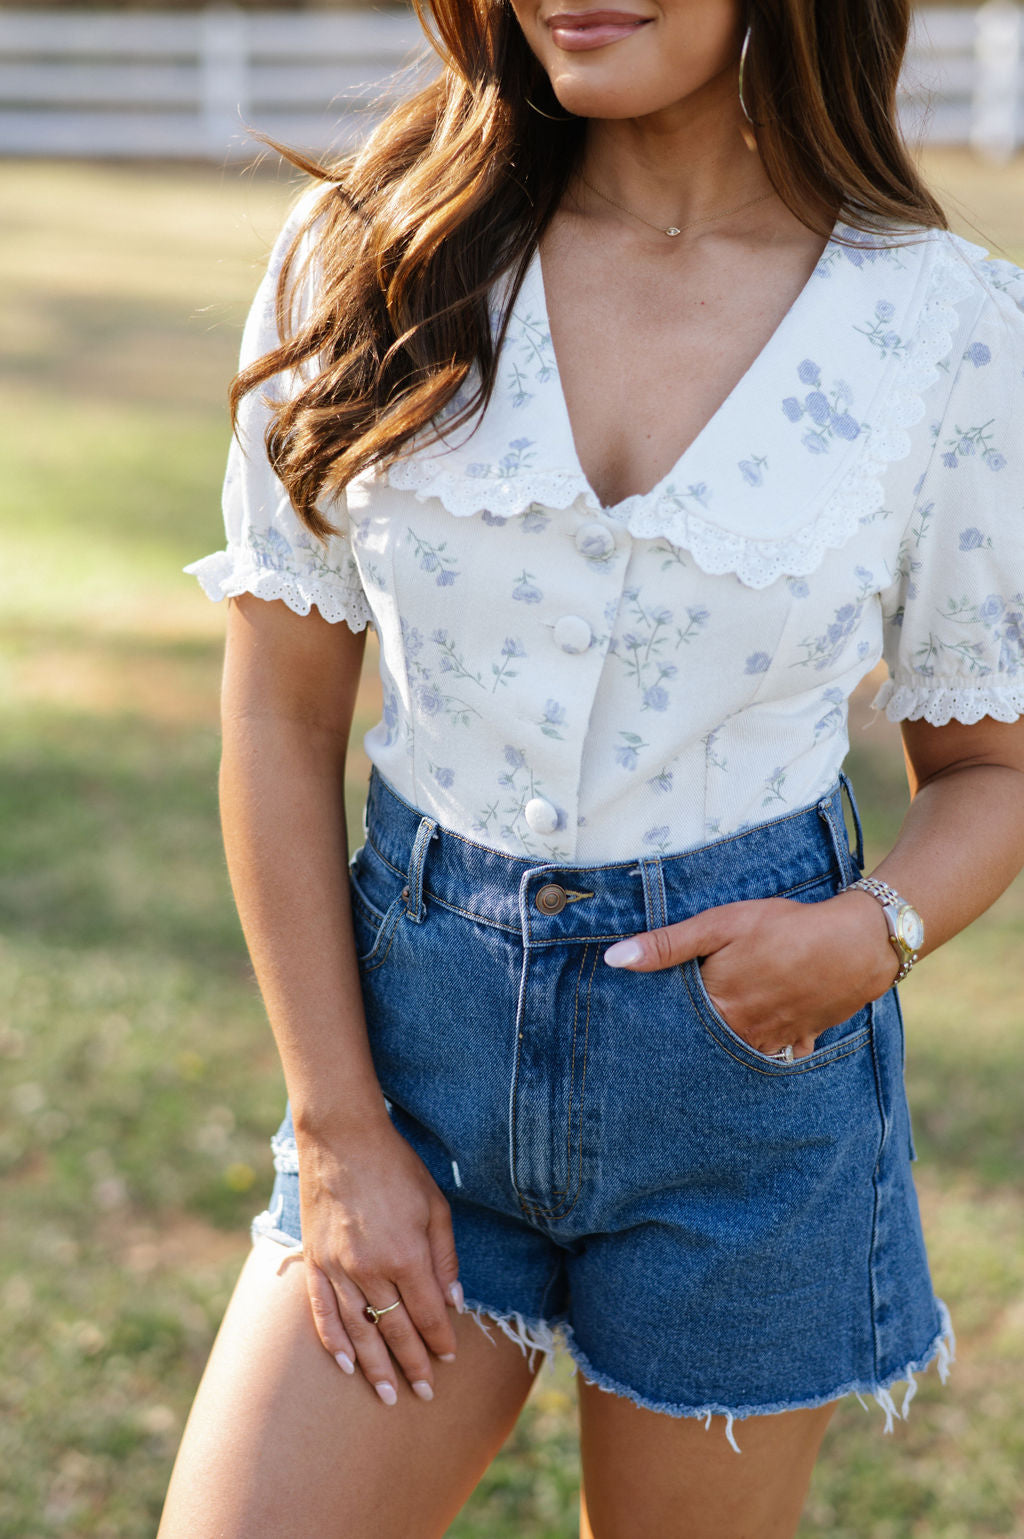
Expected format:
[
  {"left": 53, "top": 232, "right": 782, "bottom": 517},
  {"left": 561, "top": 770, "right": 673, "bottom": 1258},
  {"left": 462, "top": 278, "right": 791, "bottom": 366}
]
[
  {"left": 563, "top": 1300, "right": 956, "bottom": 1454},
  {"left": 250, "top": 1193, "right": 303, "bottom": 1257},
  {"left": 463, "top": 1296, "right": 955, "bottom": 1455},
  {"left": 462, "top": 1296, "right": 564, "bottom": 1374}
]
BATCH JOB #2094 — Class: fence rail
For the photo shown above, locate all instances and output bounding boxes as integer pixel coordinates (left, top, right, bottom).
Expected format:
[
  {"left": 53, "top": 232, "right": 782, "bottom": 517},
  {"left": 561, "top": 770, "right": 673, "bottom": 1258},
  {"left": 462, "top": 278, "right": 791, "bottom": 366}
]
[{"left": 0, "top": 2, "right": 1021, "bottom": 161}]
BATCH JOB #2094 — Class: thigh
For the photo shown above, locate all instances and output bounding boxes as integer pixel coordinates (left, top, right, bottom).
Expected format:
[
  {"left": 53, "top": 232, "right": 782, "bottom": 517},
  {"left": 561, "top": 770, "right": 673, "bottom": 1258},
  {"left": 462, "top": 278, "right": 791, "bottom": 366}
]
[
  {"left": 158, "top": 1238, "right": 539, "bottom": 1539},
  {"left": 578, "top": 1380, "right": 836, "bottom": 1539}
]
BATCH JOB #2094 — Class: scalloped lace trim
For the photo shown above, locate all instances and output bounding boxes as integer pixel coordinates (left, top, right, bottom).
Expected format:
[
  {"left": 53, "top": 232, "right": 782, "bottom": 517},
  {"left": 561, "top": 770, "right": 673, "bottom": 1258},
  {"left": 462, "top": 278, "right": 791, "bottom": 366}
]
[
  {"left": 185, "top": 550, "right": 373, "bottom": 632},
  {"left": 388, "top": 234, "right": 978, "bottom": 588},
  {"left": 873, "top": 676, "right": 1024, "bottom": 726}
]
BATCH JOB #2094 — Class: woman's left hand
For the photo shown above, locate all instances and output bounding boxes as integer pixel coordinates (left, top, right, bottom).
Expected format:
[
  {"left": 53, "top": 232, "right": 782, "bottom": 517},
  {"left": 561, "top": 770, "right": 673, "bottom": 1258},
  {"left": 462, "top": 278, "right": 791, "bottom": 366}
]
[{"left": 603, "top": 890, "right": 899, "bottom": 1060}]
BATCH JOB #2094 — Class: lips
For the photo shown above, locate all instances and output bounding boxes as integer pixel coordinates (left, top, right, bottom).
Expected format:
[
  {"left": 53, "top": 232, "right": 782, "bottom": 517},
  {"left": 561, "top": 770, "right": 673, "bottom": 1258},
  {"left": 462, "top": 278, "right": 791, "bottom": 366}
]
[{"left": 546, "top": 10, "right": 652, "bottom": 51}]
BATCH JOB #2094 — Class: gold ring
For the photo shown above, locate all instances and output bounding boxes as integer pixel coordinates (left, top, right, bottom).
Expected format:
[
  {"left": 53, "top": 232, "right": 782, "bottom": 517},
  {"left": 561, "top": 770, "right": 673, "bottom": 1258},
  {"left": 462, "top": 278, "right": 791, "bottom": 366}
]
[{"left": 363, "top": 1298, "right": 402, "bottom": 1326}]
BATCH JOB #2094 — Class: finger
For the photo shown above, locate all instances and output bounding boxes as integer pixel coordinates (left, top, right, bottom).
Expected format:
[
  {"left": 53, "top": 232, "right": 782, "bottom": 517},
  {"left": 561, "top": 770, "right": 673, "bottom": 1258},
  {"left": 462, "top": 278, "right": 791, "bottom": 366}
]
[
  {"left": 337, "top": 1283, "right": 407, "bottom": 1406},
  {"left": 791, "top": 1034, "right": 817, "bottom": 1060},
  {"left": 304, "top": 1259, "right": 357, "bottom": 1376},
  {"left": 603, "top": 909, "right": 727, "bottom": 972},
  {"left": 426, "top": 1198, "right": 464, "bottom": 1336},
  {"left": 366, "top": 1293, "right": 439, "bottom": 1402},
  {"left": 396, "top": 1251, "right": 459, "bottom": 1364}
]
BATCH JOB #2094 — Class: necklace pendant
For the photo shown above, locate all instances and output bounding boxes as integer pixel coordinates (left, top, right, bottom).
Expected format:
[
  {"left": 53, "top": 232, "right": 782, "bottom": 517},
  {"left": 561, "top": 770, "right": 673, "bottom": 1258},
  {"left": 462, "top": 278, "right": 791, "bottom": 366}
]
[{"left": 665, "top": 227, "right": 681, "bottom": 238}]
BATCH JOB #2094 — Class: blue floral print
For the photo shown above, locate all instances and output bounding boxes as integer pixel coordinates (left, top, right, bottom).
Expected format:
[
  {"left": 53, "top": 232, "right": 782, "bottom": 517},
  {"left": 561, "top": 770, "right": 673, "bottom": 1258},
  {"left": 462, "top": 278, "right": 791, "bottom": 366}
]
[
  {"left": 538, "top": 700, "right": 567, "bottom": 740},
  {"left": 614, "top": 732, "right": 649, "bottom": 771},
  {"left": 964, "top": 341, "right": 992, "bottom": 368},
  {"left": 782, "top": 362, "right": 861, "bottom": 454},
  {"left": 659, "top": 482, "right": 712, "bottom": 513},
  {"left": 918, "top": 593, "right": 1024, "bottom": 677},
  {"left": 506, "top": 313, "right": 558, "bottom": 408},
  {"left": 466, "top": 438, "right": 536, "bottom": 479},
  {"left": 407, "top": 529, "right": 460, "bottom": 585},
  {"left": 491, "top": 637, "right": 527, "bottom": 692},
  {"left": 794, "top": 602, "right": 865, "bottom": 671},
  {"left": 854, "top": 300, "right": 907, "bottom": 359},
  {"left": 738, "top": 454, "right": 769, "bottom": 487},
  {"left": 512, "top": 569, "right": 544, "bottom": 603},
  {"left": 814, "top": 229, "right": 907, "bottom": 277},
  {"left": 762, "top": 766, "right": 789, "bottom": 807},
  {"left": 940, "top": 420, "right": 1006, "bottom": 472},
  {"left": 814, "top": 687, "right": 846, "bottom": 742},
  {"left": 433, "top": 628, "right": 483, "bottom": 687}
]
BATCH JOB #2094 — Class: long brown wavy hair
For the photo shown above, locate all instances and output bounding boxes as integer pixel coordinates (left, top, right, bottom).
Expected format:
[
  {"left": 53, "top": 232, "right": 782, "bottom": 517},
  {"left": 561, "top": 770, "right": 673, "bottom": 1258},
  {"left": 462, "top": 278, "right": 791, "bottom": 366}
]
[{"left": 234, "top": 0, "right": 947, "bottom": 538}]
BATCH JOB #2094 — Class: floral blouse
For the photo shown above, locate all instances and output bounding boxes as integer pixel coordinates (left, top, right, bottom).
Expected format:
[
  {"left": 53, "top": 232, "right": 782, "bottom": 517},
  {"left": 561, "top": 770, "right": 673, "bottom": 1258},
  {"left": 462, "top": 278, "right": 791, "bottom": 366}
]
[{"left": 187, "top": 203, "right": 1024, "bottom": 864}]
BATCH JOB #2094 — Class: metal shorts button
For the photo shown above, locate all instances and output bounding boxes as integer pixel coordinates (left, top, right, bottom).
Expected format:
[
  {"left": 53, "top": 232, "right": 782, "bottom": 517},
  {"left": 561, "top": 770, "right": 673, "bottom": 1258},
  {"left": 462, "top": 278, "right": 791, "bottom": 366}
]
[
  {"left": 524, "top": 796, "right": 559, "bottom": 835},
  {"left": 535, "top": 883, "right": 568, "bottom": 915},
  {"left": 553, "top": 614, "right": 592, "bottom": 654}
]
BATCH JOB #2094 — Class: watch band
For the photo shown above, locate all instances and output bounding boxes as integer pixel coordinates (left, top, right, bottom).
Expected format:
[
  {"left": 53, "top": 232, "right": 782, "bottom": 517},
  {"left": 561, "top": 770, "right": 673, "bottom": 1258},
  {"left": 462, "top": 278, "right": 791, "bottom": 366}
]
[{"left": 848, "top": 876, "right": 921, "bottom": 984}]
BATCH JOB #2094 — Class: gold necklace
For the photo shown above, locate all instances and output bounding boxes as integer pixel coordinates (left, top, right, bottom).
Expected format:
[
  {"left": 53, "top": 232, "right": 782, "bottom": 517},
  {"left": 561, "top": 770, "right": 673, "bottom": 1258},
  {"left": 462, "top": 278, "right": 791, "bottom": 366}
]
[{"left": 579, "top": 176, "right": 774, "bottom": 238}]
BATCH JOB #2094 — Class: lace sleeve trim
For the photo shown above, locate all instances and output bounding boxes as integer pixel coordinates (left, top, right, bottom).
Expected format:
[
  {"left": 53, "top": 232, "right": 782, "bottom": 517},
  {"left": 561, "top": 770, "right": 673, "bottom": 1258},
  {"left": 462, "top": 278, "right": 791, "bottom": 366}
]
[
  {"left": 184, "top": 549, "right": 374, "bottom": 632},
  {"left": 873, "top": 676, "right": 1024, "bottom": 726}
]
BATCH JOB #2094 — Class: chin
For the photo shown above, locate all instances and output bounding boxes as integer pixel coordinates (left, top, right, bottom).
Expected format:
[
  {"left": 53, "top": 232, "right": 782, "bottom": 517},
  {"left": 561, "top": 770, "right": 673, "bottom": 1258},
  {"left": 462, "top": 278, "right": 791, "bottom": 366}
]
[{"left": 547, "top": 71, "right": 684, "bottom": 121}]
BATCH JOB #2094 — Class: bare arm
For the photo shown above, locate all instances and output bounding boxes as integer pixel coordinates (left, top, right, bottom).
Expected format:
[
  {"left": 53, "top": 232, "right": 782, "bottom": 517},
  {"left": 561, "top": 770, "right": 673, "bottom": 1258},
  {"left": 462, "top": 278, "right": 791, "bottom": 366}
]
[
  {"left": 221, "top": 594, "right": 460, "bottom": 1404},
  {"left": 602, "top": 716, "right": 1024, "bottom": 1057}
]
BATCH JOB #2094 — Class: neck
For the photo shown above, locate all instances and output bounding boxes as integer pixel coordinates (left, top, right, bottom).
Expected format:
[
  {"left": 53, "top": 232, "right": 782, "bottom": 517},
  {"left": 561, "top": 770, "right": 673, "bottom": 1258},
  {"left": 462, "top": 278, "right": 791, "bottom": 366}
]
[{"left": 579, "top": 70, "right": 772, "bottom": 232}]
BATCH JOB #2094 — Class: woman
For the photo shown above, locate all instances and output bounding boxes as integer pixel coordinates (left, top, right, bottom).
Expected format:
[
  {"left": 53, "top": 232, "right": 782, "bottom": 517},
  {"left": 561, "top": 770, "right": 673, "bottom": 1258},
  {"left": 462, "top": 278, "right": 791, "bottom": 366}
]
[{"left": 161, "top": 0, "right": 1024, "bottom": 1534}]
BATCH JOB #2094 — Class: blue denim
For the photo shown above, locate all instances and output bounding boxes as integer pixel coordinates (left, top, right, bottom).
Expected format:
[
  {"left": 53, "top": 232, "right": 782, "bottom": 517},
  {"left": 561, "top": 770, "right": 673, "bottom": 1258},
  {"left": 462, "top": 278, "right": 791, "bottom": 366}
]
[{"left": 254, "top": 769, "right": 953, "bottom": 1442}]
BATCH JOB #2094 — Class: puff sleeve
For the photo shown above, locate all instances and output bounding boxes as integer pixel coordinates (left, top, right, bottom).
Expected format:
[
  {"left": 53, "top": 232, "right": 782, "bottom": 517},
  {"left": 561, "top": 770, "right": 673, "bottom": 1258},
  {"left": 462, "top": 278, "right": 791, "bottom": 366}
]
[
  {"left": 874, "top": 269, "right": 1024, "bottom": 725},
  {"left": 184, "top": 196, "right": 372, "bottom": 631}
]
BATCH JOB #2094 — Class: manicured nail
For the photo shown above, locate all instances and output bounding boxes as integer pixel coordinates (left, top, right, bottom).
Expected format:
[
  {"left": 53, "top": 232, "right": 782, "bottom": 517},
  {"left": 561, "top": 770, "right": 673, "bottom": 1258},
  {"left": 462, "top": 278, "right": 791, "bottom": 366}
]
[
  {"left": 439, "top": 1353, "right": 457, "bottom": 1363},
  {"left": 448, "top": 1281, "right": 464, "bottom": 1313},
  {"left": 335, "top": 1352, "right": 355, "bottom": 1375},
  {"left": 604, "top": 938, "right": 643, "bottom": 967},
  {"left": 375, "top": 1382, "right": 397, "bottom": 1406},
  {"left": 412, "top": 1380, "right": 434, "bottom": 1402}
]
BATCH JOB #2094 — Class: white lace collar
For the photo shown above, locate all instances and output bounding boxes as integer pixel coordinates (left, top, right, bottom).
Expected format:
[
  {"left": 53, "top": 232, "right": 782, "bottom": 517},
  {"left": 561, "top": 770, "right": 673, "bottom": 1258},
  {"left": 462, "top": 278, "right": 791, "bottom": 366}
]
[{"left": 385, "top": 223, "right": 980, "bottom": 588}]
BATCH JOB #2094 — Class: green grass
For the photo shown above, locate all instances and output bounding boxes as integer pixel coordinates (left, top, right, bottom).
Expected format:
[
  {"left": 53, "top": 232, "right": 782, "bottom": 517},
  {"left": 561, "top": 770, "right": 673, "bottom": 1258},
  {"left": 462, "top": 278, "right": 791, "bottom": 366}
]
[{"left": 1, "top": 153, "right": 1023, "bottom": 1537}]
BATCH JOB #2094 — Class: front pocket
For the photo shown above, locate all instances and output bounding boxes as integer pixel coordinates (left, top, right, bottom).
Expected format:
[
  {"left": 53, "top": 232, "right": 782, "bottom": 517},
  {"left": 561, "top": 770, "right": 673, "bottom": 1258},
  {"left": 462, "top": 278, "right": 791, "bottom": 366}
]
[
  {"left": 349, "top": 885, "right": 406, "bottom": 972},
  {"left": 682, "top": 958, "right": 872, "bottom": 1076}
]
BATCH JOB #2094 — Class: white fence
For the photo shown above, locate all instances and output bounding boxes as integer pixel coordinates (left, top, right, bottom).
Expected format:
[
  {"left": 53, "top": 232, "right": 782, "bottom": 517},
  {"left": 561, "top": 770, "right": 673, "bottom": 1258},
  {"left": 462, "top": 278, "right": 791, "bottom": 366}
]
[
  {"left": 0, "top": 6, "right": 429, "bottom": 158},
  {"left": 0, "top": 2, "right": 1022, "bottom": 161}
]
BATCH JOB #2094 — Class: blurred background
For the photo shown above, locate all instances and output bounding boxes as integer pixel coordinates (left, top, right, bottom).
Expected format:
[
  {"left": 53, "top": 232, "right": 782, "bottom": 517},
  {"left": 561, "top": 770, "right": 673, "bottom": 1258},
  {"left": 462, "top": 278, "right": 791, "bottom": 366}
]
[{"left": 1, "top": 2, "right": 1023, "bottom": 1535}]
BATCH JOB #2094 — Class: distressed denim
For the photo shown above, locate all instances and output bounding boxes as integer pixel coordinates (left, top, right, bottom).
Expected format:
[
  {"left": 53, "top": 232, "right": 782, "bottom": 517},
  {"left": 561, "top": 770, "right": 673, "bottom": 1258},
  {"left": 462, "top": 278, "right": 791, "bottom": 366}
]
[{"left": 254, "top": 770, "right": 953, "bottom": 1446}]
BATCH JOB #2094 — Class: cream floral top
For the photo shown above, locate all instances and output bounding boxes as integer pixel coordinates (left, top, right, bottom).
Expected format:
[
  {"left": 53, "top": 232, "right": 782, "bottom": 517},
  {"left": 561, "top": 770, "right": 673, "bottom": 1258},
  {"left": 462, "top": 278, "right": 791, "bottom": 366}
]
[{"left": 188, "top": 203, "right": 1024, "bottom": 863}]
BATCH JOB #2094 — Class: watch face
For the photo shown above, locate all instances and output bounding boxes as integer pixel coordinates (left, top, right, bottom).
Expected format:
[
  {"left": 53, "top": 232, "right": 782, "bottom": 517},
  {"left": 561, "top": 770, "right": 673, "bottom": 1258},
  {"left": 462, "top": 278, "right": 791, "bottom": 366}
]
[{"left": 898, "top": 906, "right": 925, "bottom": 952}]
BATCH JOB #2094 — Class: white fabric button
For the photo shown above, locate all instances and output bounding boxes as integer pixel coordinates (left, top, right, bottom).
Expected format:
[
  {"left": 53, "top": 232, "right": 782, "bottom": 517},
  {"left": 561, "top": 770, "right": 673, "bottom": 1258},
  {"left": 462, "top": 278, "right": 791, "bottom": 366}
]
[
  {"left": 553, "top": 615, "right": 592, "bottom": 654},
  {"left": 525, "top": 797, "right": 559, "bottom": 835},
  {"left": 576, "top": 522, "right": 615, "bottom": 559}
]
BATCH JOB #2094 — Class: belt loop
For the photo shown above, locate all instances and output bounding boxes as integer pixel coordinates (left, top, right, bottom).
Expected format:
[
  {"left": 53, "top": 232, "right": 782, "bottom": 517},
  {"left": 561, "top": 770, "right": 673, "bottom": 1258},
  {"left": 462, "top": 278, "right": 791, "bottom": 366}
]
[
  {"left": 839, "top": 772, "right": 865, "bottom": 872},
  {"left": 817, "top": 781, "right": 858, "bottom": 887},
  {"left": 404, "top": 815, "right": 438, "bottom": 923},
  {"left": 639, "top": 859, "right": 668, "bottom": 933}
]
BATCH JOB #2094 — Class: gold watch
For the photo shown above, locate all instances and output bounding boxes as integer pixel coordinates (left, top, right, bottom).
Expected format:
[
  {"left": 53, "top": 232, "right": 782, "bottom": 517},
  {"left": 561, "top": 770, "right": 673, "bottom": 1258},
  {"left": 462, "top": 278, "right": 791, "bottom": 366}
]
[{"left": 849, "top": 877, "right": 924, "bottom": 984}]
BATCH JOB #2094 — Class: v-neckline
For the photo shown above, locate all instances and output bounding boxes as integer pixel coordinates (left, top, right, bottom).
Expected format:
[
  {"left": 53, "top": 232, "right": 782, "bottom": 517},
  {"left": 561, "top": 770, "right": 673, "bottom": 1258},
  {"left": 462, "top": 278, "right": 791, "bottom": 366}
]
[{"left": 529, "top": 223, "right": 842, "bottom": 517}]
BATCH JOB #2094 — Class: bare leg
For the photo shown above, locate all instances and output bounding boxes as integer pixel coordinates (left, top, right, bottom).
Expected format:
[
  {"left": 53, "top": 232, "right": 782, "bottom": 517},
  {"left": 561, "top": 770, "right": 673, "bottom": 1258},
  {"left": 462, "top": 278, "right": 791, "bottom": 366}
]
[
  {"left": 158, "top": 1238, "right": 538, "bottom": 1539},
  {"left": 578, "top": 1378, "right": 836, "bottom": 1539}
]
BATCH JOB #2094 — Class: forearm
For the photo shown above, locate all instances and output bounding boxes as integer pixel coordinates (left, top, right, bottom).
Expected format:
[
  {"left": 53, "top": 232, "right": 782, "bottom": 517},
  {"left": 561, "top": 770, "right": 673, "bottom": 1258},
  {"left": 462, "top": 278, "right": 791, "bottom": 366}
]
[
  {"left": 220, "top": 711, "right": 387, "bottom": 1140},
  {"left": 862, "top": 762, "right": 1024, "bottom": 957}
]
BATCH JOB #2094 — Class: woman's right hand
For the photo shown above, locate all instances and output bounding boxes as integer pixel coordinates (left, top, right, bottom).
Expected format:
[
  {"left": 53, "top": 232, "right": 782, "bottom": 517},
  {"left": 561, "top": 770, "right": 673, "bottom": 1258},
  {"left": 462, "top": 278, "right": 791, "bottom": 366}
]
[{"left": 295, "top": 1112, "right": 463, "bottom": 1406}]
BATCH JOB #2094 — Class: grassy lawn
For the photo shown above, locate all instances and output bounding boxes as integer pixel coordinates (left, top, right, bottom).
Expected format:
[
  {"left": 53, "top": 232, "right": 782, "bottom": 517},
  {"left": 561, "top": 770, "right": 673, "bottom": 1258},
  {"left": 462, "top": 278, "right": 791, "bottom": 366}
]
[{"left": 1, "top": 150, "right": 1023, "bottom": 1537}]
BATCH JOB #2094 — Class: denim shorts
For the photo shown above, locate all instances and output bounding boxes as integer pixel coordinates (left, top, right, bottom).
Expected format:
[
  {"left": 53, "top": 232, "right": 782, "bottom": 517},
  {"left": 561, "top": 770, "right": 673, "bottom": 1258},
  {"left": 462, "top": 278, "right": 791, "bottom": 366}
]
[{"left": 254, "top": 769, "right": 953, "bottom": 1444}]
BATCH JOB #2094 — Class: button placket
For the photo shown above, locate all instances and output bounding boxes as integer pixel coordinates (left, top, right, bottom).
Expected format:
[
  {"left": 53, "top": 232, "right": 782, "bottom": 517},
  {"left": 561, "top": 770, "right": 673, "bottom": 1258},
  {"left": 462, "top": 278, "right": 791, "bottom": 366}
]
[
  {"left": 575, "top": 521, "right": 616, "bottom": 561},
  {"left": 553, "top": 614, "right": 593, "bottom": 654},
  {"left": 524, "top": 797, "right": 560, "bottom": 835}
]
